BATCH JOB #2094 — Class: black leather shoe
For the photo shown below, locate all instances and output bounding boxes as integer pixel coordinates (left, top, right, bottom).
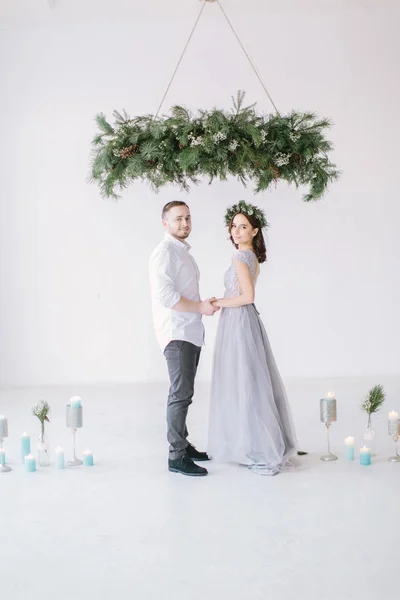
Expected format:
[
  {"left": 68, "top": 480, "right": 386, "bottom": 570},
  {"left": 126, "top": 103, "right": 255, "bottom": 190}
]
[
  {"left": 297, "top": 450, "right": 308, "bottom": 456},
  {"left": 186, "top": 443, "right": 210, "bottom": 462},
  {"left": 168, "top": 454, "right": 208, "bottom": 477}
]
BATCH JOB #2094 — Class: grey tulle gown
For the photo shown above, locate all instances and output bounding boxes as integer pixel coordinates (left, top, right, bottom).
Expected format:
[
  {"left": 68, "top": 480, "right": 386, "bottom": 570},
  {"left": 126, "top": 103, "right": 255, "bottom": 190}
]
[{"left": 207, "top": 249, "right": 297, "bottom": 475}]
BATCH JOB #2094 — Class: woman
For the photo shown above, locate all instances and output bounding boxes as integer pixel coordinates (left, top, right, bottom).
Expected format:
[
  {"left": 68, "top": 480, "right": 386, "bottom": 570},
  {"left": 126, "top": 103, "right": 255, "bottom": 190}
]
[{"left": 208, "top": 200, "right": 298, "bottom": 475}]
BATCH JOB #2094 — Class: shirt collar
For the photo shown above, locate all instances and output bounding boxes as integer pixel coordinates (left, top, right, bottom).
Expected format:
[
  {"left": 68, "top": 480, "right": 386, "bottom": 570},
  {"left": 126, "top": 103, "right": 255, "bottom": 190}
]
[{"left": 164, "top": 233, "right": 191, "bottom": 251}]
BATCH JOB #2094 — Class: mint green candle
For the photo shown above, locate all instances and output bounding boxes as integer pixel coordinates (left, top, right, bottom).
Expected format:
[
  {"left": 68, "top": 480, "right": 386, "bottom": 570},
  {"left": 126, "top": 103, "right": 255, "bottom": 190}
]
[
  {"left": 20, "top": 432, "right": 31, "bottom": 463},
  {"left": 0, "top": 449, "right": 6, "bottom": 465},
  {"left": 70, "top": 396, "right": 82, "bottom": 408},
  {"left": 344, "top": 437, "right": 355, "bottom": 461},
  {"left": 55, "top": 447, "right": 65, "bottom": 469},
  {"left": 25, "top": 454, "right": 36, "bottom": 472},
  {"left": 83, "top": 450, "right": 94, "bottom": 466},
  {"left": 360, "top": 447, "right": 371, "bottom": 466}
]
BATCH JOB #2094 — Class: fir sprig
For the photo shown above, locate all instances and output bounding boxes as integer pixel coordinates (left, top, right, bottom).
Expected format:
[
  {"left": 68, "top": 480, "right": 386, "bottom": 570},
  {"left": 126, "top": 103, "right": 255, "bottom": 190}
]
[
  {"left": 89, "top": 91, "right": 339, "bottom": 201},
  {"left": 360, "top": 385, "right": 386, "bottom": 416}
]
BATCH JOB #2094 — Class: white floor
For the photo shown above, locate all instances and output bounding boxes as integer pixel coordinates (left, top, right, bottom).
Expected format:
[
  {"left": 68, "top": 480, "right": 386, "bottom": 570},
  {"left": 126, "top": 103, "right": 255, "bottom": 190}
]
[{"left": 1, "top": 378, "right": 399, "bottom": 600}]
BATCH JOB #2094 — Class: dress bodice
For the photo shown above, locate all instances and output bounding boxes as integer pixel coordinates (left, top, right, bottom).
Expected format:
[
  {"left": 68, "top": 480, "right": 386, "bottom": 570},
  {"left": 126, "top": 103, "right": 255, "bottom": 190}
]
[{"left": 224, "top": 249, "right": 258, "bottom": 298}]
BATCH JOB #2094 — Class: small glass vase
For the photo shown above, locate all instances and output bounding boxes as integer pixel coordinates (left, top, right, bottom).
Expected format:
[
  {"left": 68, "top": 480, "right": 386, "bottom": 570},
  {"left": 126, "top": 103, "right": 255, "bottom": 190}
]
[
  {"left": 363, "top": 415, "right": 376, "bottom": 456},
  {"left": 37, "top": 430, "right": 50, "bottom": 466}
]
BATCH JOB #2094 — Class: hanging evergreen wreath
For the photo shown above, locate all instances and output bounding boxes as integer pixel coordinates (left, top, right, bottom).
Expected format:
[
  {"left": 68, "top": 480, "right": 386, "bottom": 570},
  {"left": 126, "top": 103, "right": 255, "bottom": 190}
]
[{"left": 90, "top": 91, "right": 339, "bottom": 201}]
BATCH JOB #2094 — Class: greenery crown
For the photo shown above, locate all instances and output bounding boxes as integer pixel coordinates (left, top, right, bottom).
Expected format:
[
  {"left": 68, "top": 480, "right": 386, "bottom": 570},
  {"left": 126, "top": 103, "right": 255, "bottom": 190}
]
[{"left": 224, "top": 200, "right": 268, "bottom": 228}]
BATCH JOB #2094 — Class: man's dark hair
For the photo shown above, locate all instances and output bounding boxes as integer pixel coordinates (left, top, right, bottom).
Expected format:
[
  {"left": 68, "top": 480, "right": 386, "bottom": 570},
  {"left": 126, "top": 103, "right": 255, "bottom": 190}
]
[{"left": 162, "top": 201, "right": 189, "bottom": 220}]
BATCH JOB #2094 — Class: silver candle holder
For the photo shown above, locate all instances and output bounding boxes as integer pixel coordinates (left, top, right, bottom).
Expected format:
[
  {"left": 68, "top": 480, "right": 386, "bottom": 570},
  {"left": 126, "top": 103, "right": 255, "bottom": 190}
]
[
  {"left": 388, "top": 418, "right": 400, "bottom": 463},
  {"left": 66, "top": 401, "right": 83, "bottom": 466},
  {"left": 320, "top": 395, "right": 338, "bottom": 461},
  {"left": 0, "top": 417, "right": 12, "bottom": 473}
]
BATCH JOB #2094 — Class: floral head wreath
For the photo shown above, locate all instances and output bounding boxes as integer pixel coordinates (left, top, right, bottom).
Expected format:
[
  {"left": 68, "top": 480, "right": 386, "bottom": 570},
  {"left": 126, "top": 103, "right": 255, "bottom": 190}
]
[{"left": 224, "top": 200, "right": 268, "bottom": 229}]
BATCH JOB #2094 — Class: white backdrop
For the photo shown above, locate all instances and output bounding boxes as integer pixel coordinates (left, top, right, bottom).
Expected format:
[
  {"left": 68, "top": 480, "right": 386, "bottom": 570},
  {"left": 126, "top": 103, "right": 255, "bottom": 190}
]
[{"left": 0, "top": 0, "right": 399, "bottom": 386}]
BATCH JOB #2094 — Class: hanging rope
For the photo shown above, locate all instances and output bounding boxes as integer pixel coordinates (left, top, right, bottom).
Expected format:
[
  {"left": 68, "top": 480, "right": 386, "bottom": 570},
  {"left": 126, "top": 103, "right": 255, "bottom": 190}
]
[
  {"left": 216, "top": 1, "right": 280, "bottom": 116},
  {"left": 154, "top": 1, "right": 208, "bottom": 118},
  {"left": 154, "top": 0, "right": 280, "bottom": 118}
]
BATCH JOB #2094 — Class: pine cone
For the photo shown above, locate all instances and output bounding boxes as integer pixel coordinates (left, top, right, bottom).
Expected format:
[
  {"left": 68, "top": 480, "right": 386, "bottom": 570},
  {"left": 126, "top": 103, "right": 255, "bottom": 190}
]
[
  {"left": 270, "top": 165, "right": 280, "bottom": 179},
  {"left": 119, "top": 145, "right": 138, "bottom": 159}
]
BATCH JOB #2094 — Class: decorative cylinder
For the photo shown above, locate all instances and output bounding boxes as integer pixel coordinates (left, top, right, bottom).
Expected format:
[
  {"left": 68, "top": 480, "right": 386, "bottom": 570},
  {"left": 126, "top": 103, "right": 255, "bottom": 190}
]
[
  {"left": 0, "top": 449, "right": 6, "bottom": 465},
  {"left": 344, "top": 437, "right": 355, "bottom": 461},
  {"left": 388, "top": 411, "right": 399, "bottom": 436},
  {"left": 25, "top": 454, "right": 36, "bottom": 472},
  {"left": 0, "top": 416, "right": 9, "bottom": 438},
  {"left": 360, "top": 446, "right": 371, "bottom": 466},
  {"left": 83, "top": 450, "right": 94, "bottom": 467},
  {"left": 20, "top": 432, "right": 31, "bottom": 462},
  {"left": 66, "top": 405, "right": 83, "bottom": 429},
  {"left": 320, "top": 398, "right": 337, "bottom": 423},
  {"left": 55, "top": 447, "right": 65, "bottom": 469}
]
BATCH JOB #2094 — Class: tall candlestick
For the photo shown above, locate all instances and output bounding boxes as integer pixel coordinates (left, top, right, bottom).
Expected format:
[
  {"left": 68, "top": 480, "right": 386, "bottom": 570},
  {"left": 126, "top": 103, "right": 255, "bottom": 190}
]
[
  {"left": 0, "top": 416, "right": 12, "bottom": 472},
  {"left": 0, "top": 415, "right": 8, "bottom": 438}
]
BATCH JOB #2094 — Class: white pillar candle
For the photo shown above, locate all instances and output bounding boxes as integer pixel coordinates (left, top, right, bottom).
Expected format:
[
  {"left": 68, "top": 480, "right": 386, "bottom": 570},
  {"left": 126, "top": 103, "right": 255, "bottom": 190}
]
[{"left": 344, "top": 436, "right": 354, "bottom": 446}]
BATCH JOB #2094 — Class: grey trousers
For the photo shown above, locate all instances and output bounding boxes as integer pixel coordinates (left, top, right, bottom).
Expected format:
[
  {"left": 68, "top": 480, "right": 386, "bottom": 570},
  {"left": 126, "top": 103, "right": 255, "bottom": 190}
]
[{"left": 163, "top": 340, "right": 201, "bottom": 459}]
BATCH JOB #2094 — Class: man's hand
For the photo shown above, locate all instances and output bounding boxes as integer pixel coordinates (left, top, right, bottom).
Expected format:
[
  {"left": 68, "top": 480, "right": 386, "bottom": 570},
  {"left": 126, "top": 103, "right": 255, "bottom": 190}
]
[{"left": 200, "top": 298, "right": 220, "bottom": 316}]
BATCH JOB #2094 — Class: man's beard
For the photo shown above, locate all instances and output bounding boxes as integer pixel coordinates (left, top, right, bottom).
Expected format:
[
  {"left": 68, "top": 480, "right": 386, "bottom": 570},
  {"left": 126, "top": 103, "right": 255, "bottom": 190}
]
[{"left": 176, "top": 230, "right": 190, "bottom": 238}]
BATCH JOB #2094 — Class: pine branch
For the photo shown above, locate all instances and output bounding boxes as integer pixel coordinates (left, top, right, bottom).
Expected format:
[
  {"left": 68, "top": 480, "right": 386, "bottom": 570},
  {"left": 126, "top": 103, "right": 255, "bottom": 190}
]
[{"left": 360, "top": 385, "right": 386, "bottom": 415}]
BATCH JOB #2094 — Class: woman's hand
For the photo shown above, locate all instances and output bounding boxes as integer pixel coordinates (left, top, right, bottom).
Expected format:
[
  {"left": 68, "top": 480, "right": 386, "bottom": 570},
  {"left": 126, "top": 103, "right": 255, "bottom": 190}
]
[{"left": 211, "top": 298, "right": 223, "bottom": 308}]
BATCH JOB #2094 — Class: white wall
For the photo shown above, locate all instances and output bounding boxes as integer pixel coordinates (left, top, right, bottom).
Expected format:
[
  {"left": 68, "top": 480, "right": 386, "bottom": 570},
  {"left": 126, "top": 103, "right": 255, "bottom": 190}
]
[{"left": 1, "top": 0, "right": 399, "bottom": 386}]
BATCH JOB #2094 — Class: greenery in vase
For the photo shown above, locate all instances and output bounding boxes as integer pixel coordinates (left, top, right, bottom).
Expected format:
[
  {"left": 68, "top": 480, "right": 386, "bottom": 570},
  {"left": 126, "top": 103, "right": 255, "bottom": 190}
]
[
  {"left": 360, "top": 385, "right": 385, "bottom": 427},
  {"left": 32, "top": 400, "right": 51, "bottom": 437}
]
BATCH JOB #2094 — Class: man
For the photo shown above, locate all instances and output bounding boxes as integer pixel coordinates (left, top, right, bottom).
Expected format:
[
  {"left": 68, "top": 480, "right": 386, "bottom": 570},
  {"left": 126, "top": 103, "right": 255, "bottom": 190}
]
[{"left": 149, "top": 201, "right": 219, "bottom": 477}]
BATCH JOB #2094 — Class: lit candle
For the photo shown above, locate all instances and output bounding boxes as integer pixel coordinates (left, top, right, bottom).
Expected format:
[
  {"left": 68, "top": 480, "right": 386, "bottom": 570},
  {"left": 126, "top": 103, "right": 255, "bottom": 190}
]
[
  {"left": 359, "top": 446, "right": 371, "bottom": 466},
  {"left": 55, "top": 446, "right": 65, "bottom": 470},
  {"left": 325, "top": 391, "right": 335, "bottom": 399},
  {"left": 20, "top": 432, "right": 31, "bottom": 463},
  {"left": 83, "top": 449, "right": 94, "bottom": 466},
  {"left": 0, "top": 449, "right": 6, "bottom": 465},
  {"left": 70, "top": 396, "right": 82, "bottom": 409},
  {"left": 25, "top": 454, "right": 36, "bottom": 472},
  {"left": 344, "top": 436, "right": 355, "bottom": 461},
  {"left": 388, "top": 410, "right": 399, "bottom": 435}
]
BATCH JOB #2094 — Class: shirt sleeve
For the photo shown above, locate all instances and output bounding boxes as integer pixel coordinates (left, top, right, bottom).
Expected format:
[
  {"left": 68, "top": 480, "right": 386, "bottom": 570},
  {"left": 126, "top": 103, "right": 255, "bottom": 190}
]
[{"left": 149, "top": 248, "right": 181, "bottom": 309}]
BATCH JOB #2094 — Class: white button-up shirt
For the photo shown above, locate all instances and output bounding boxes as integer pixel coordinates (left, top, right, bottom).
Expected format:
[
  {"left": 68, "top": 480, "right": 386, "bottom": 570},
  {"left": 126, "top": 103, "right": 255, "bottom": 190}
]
[{"left": 149, "top": 233, "right": 205, "bottom": 352}]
